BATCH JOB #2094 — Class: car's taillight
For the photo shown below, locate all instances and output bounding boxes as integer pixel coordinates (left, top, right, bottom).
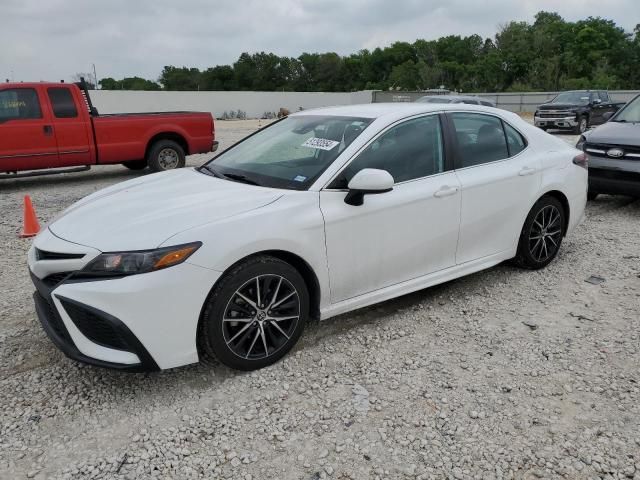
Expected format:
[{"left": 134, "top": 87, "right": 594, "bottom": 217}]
[{"left": 573, "top": 152, "right": 588, "bottom": 169}]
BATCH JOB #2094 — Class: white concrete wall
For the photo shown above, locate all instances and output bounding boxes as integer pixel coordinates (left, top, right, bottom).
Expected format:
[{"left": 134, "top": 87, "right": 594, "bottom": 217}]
[{"left": 90, "top": 90, "right": 374, "bottom": 118}]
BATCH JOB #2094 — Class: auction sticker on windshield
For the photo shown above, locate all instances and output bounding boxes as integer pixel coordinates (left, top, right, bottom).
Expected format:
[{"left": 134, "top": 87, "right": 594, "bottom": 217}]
[{"left": 302, "top": 137, "right": 340, "bottom": 151}]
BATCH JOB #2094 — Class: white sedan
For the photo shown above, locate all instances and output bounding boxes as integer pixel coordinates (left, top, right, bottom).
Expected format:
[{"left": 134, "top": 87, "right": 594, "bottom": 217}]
[{"left": 28, "top": 103, "right": 587, "bottom": 371}]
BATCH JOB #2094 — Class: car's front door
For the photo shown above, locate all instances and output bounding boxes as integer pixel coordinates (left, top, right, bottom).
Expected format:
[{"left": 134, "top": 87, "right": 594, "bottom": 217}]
[
  {"left": 319, "top": 114, "right": 461, "bottom": 303},
  {"left": 447, "top": 112, "right": 541, "bottom": 264},
  {"left": 0, "top": 87, "right": 59, "bottom": 172}
]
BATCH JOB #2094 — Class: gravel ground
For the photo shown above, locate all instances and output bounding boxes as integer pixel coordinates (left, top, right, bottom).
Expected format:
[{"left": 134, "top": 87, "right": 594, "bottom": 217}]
[{"left": 1, "top": 120, "right": 639, "bottom": 480}]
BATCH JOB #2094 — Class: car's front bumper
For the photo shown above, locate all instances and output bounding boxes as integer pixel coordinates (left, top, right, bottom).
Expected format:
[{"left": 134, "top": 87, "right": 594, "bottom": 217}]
[
  {"left": 534, "top": 115, "right": 578, "bottom": 129},
  {"left": 587, "top": 156, "right": 640, "bottom": 196},
  {"left": 32, "top": 272, "right": 159, "bottom": 372},
  {"left": 28, "top": 228, "right": 222, "bottom": 371}
]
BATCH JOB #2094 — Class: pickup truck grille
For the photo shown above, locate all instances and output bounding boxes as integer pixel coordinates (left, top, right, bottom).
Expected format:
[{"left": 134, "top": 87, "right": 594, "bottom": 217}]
[
  {"left": 584, "top": 143, "right": 640, "bottom": 160},
  {"left": 538, "top": 111, "right": 575, "bottom": 118}
]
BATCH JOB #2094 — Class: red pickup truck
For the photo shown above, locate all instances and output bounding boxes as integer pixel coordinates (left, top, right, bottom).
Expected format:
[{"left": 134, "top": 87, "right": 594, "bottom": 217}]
[{"left": 0, "top": 80, "right": 217, "bottom": 178}]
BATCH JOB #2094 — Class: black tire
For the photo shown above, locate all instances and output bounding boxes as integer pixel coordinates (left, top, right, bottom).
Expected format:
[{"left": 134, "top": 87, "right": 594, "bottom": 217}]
[
  {"left": 587, "top": 191, "right": 599, "bottom": 201},
  {"left": 514, "top": 196, "right": 566, "bottom": 270},
  {"left": 573, "top": 116, "right": 588, "bottom": 135},
  {"left": 198, "top": 255, "right": 309, "bottom": 371},
  {"left": 147, "top": 139, "right": 185, "bottom": 172},
  {"left": 122, "top": 160, "right": 147, "bottom": 170}
]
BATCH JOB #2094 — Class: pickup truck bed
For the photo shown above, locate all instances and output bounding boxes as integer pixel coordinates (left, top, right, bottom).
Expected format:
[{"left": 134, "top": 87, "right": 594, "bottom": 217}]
[{"left": 0, "top": 81, "right": 216, "bottom": 177}]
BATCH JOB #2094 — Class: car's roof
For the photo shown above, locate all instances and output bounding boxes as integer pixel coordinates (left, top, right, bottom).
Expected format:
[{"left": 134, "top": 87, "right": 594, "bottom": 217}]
[
  {"left": 419, "top": 94, "right": 481, "bottom": 101},
  {"left": 294, "top": 102, "right": 503, "bottom": 119},
  {"left": 1, "top": 82, "right": 73, "bottom": 89}
]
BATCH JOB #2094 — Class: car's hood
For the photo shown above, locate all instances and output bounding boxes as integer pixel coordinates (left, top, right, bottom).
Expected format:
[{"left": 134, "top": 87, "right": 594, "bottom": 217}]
[
  {"left": 538, "top": 103, "right": 582, "bottom": 110},
  {"left": 48, "top": 168, "right": 283, "bottom": 251},
  {"left": 585, "top": 121, "right": 640, "bottom": 146}
]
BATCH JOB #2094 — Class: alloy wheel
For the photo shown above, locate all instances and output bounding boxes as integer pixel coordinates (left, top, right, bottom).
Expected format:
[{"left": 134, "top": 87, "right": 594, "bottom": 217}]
[
  {"left": 158, "top": 148, "right": 179, "bottom": 170},
  {"left": 528, "top": 205, "right": 562, "bottom": 262},
  {"left": 222, "top": 275, "right": 300, "bottom": 360}
]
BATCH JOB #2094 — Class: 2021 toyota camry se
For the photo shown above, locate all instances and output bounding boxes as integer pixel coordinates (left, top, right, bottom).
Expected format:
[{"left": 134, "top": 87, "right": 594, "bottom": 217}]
[{"left": 28, "top": 103, "right": 587, "bottom": 372}]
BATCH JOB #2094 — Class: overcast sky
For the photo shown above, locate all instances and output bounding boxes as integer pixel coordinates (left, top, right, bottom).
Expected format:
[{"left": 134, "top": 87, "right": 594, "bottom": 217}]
[{"left": 2, "top": 0, "right": 637, "bottom": 84}]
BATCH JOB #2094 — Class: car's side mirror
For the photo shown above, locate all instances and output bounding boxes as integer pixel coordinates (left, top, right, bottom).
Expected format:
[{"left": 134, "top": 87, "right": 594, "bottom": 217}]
[
  {"left": 344, "top": 168, "right": 394, "bottom": 206},
  {"left": 602, "top": 111, "right": 614, "bottom": 121},
  {"left": 592, "top": 98, "right": 602, "bottom": 105}
]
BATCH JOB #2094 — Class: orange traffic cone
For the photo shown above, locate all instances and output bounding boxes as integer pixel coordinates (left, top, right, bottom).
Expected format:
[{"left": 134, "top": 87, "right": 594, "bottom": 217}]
[{"left": 20, "top": 195, "right": 41, "bottom": 238}]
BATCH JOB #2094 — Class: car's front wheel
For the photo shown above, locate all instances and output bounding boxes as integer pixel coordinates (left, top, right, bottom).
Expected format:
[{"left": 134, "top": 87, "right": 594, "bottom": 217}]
[
  {"left": 514, "top": 196, "right": 565, "bottom": 269},
  {"left": 198, "top": 255, "right": 309, "bottom": 371},
  {"left": 574, "top": 116, "right": 588, "bottom": 134}
]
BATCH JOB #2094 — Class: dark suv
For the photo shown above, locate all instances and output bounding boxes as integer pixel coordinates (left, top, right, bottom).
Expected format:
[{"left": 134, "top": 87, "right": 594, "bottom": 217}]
[{"left": 534, "top": 90, "right": 624, "bottom": 134}]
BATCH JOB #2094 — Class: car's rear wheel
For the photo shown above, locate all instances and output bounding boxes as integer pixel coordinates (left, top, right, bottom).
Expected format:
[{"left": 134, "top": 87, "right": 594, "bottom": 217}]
[
  {"left": 514, "top": 196, "right": 565, "bottom": 269},
  {"left": 122, "top": 160, "right": 147, "bottom": 170},
  {"left": 198, "top": 255, "right": 309, "bottom": 371},
  {"left": 147, "top": 140, "right": 185, "bottom": 172}
]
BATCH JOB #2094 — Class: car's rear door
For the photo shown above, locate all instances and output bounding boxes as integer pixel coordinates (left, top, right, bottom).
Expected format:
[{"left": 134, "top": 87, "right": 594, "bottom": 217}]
[
  {"left": 319, "top": 113, "right": 461, "bottom": 303},
  {"left": 0, "top": 87, "right": 59, "bottom": 172},
  {"left": 447, "top": 112, "right": 541, "bottom": 264},
  {"left": 45, "top": 86, "right": 92, "bottom": 166}
]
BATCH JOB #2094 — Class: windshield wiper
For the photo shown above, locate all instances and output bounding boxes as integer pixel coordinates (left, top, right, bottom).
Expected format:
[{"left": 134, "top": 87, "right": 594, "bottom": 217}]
[
  {"left": 198, "top": 165, "right": 224, "bottom": 178},
  {"left": 223, "top": 173, "right": 262, "bottom": 186},
  {"left": 611, "top": 119, "right": 628, "bottom": 123}
]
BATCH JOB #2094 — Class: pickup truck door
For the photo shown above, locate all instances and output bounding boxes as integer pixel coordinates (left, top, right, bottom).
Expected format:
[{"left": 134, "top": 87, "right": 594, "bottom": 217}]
[
  {"left": 45, "top": 87, "right": 92, "bottom": 167},
  {"left": 0, "top": 87, "right": 59, "bottom": 172},
  {"left": 591, "top": 92, "right": 613, "bottom": 125}
]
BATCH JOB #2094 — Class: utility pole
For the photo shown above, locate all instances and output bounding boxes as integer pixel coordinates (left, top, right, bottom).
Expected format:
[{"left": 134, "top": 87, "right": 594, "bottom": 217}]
[{"left": 92, "top": 64, "right": 98, "bottom": 89}]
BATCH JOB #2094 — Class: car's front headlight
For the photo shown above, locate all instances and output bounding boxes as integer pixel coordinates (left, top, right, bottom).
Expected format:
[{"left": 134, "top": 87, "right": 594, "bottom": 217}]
[
  {"left": 576, "top": 135, "right": 587, "bottom": 151},
  {"left": 81, "top": 242, "right": 201, "bottom": 277}
]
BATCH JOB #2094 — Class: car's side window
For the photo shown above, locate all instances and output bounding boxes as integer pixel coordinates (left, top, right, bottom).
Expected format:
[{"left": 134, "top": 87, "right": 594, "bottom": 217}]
[
  {"left": 47, "top": 88, "right": 78, "bottom": 118},
  {"left": 450, "top": 113, "right": 509, "bottom": 167},
  {"left": 0, "top": 88, "right": 42, "bottom": 121},
  {"left": 329, "top": 115, "right": 445, "bottom": 188},
  {"left": 503, "top": 123, "right": 527, "bottom": 156}
]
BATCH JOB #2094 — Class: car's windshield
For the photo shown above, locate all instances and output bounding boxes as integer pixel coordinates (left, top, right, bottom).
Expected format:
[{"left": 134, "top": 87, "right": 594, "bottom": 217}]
[
  {"left": 551, "top": 92, "right": 591, "bottom": 105},
  {"left": 203, "top": 115, "right": 373, "bottom": 190},
  {"left": 612, "top": 95, "right": 640, "bottom": 123}
]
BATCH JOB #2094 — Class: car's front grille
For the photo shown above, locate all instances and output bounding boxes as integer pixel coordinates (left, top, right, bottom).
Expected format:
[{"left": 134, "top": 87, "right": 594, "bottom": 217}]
[
  {"left": 585, "top": 143, "right": 640, "bottom": 160},
  {"left": 590, "top": 168, "right": 640, "bottom": 183},
  {"left": 538, "top": 111, "right": 574, "bottom": 118},
  {"left": 42, "top": 272, "right": 73, "bottom": 288},
  {"left": 35, "top": 248, "right": 85, "bottom": 261},
  {"left": 58, "top": 299, "right": 130, "bottom": 351}
]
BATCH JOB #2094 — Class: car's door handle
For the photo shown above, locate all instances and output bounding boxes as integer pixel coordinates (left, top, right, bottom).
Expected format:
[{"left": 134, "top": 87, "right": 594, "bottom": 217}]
[
  {"left": 433, "top": 185, "right": 459, "bottom": 198},
  {"left": 518, "top": 166, "right": 537, "bottom": 176},
  {"left": 43, "top": 125, "right": 54, "bottom": 136}
]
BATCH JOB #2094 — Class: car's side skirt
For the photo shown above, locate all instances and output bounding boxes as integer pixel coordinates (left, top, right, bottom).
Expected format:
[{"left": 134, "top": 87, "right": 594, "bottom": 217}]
[{"left": 319, "top": 250, "right": 514, "bottom": 320}]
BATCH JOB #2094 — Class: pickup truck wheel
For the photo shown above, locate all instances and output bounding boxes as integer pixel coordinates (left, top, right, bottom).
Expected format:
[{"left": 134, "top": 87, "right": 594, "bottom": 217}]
[
  {"left": 147, "top": 140, "right": 185, "bottom": 172},
  {"left": 122, "top": 160, "right": 147, "bottom": 170},
  {"left": 574, "top": 116, "right": 588, "bottom": 135}
]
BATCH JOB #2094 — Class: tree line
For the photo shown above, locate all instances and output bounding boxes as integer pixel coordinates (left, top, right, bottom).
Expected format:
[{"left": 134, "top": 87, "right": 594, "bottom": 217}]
[{"left": 99, "top": 12, "right": 640, "bottom": 93}]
